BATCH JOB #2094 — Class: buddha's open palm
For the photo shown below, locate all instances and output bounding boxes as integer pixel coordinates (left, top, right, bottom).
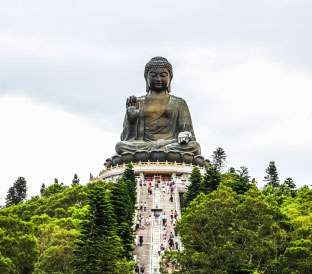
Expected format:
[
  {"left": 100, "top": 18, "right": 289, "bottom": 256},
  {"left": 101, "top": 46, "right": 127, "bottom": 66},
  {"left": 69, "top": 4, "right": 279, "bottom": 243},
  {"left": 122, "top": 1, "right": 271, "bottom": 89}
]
[
  {"left": 126, "top": 95, "right": 139, "bottom": 109},
  {"left": 126, "top": 95, "right": 139, "bottom": 123}
]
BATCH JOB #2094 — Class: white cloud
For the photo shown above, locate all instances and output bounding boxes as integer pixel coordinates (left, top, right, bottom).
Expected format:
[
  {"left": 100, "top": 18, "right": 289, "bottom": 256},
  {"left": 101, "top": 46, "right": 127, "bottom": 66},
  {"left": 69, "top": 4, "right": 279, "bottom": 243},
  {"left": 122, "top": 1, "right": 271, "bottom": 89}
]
[
  {"left": 0, "top": 0, "right": 312, "bottom": 199},
  {"left": 0, "top": 30, "right": 128, "bottom": 64},
  {"left": 174, "top": 46, "right": 312, "bottom": 185},
  {"left": 0, "top": 95, "right": 117, "bottom": 202}
]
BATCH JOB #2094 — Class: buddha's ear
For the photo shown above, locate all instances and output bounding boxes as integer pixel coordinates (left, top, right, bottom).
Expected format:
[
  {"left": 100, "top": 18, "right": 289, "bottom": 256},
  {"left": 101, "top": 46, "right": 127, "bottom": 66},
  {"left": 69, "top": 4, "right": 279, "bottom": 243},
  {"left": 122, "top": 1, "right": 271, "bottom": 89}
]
[
  {"left": 145, "top": 77, "right": 150, "bottom": 93},
  {"left": 167, "top": 77, "right": 172, "bottom": 93}
]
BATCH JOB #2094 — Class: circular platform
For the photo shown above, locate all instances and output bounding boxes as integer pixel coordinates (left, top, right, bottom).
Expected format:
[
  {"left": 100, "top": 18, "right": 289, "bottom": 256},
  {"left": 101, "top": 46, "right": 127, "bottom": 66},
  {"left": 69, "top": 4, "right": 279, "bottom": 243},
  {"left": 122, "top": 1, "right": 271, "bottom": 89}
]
[{"left": 90, "top": 161, "right": 206, "bottom": 186}]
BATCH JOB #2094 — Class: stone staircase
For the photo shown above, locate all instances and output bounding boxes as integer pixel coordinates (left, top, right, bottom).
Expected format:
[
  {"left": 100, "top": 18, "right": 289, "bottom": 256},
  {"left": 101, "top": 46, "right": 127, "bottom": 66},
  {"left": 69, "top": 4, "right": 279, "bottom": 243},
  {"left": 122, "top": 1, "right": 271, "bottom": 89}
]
[
  {"left": 134, "top": 181, "right": 153, "bottom": 273},
  {"left": 135, "top": 179, "right": 182, "bottom": 274}
]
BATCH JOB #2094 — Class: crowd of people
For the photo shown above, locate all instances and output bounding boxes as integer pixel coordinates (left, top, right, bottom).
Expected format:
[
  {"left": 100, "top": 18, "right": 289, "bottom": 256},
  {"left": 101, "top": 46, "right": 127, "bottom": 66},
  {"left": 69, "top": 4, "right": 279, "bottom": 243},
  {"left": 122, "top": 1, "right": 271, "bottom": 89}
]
[
  {"left": 134, "top": 177, "right": 180, "bottom": 273},
  {"left": 159, "top": 188, "right": 180, "bottom": 256}
]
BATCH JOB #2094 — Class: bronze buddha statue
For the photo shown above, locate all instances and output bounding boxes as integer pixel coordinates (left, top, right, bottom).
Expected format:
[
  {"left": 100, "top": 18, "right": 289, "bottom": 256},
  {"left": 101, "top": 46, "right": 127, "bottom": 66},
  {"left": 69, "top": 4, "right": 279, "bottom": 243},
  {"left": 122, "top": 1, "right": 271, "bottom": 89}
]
[{"left": 115, "top": 56, "right": 201, "bottom": 157}]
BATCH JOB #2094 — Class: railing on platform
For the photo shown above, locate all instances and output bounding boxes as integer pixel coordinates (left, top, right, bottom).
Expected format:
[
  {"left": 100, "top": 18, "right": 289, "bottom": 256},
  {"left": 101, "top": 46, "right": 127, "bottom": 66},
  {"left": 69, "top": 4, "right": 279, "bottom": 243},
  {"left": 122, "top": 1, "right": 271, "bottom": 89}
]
[
  {"left": 150, "top": 187, "right": 162, "bottom": 274},
  {"left": 96, "top": 161, "right": 205, "bottom": 178},
  {"left": 174, "top": 183, "right": 183, "bottom": 252}
]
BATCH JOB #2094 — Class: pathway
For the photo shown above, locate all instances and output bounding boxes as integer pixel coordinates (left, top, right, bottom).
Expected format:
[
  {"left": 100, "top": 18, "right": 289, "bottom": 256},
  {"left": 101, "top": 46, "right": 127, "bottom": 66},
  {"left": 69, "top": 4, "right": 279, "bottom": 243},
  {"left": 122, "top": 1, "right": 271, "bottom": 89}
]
[{"left": 134, "top": 179, "right": 182, "bottom": 274}]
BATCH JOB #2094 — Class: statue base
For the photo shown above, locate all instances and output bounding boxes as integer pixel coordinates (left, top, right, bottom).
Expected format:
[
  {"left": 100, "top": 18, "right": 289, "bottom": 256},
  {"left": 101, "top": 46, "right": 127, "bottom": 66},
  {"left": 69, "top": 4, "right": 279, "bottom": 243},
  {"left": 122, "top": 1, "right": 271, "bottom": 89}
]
[
  {"left": 90, "top": 161, "right": 206, "bottom": 193},
  {"left": 104, "top": 150, "right": 209, "bottom": 169}
]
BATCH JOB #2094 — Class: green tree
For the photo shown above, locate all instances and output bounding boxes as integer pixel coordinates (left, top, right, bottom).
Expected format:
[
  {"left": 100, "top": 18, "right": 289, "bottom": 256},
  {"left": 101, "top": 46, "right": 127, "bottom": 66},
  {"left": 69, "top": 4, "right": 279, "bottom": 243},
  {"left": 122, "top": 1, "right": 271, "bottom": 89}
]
[
  {"left": 33, "top": 224, "right": 77, "bottom": 274},
  {"left": 233, "top": 166, "right": 252, "bottom": 194},
  {"left": 72, "top": 182, "right": 128, "bottom": 274},
  {"left": 221, "top": 172, "right": 252, "bottom": 195},
  {"left": 201, "top": 164, "right": 221, "bottom": 194},
  {"left": 40, "top": 183, "right": 46, "bottom": 196},
  {"left": 0, "top": 215, "right": 39, "bottom": 274},
  {"left": 123, "top": 164, "right": 135, "bottom": 184},
  {"left": 284, "top": 177, "right": 296, "bottom": 190},
  {"left": 0, "top": 251, "right": 14, "bottom": 274},
  {"left": 5, "top": 177, "right": 27, "bottom": 207},
  {"left": 42, "top": 182, "right": 67, "bottom": 198},
  {"left": 264, "top": 161, "right": 280, "bottom": 187},
  {"left": 175, "top": 186, "right": 289, "bottom": 273},
  {"left": 122, "top": 164, "right": 137, "bottom": 207},
  {"left": 278, "top": 239, "right": 312, "bottom": 273},
  {"left": 211, "top": 147, "right": 227, "bottom": 171},
  {"left": 109, "top": 180, "right": 134, "bottom": 259},
  {"left": 183, "top": 167, "right": 202, "bottom": 209},
  {"left": 282, "top": 185, "right": 312, "bottom": 241}
]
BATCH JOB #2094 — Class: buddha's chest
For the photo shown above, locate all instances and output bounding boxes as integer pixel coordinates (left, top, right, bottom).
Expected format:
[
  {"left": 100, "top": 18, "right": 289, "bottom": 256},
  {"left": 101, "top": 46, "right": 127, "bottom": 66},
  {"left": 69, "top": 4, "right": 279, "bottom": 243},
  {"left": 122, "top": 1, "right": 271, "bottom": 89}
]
[{"left": 143, "top": 95, "right": 172, "bottom": 122}]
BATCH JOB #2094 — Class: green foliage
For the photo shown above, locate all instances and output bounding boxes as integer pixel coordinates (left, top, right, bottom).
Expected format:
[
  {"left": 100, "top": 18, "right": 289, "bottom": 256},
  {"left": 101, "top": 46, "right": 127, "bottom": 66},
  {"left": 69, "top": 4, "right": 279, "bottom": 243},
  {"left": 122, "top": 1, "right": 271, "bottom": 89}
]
[
  {"left": 40, "top": 183, "right": 45, "bottom": 196},
  {"left": 0, "top": 251, "right": 15, "bottom": 274},
  {"left": 173, "top": 178, "right": 312, "bottom": 274},
  {"left": 123, "top": 163, "right": 136, "bottom": 184},
  {"left": 109, "top": 179, "right": 135, "bottom": 258},
  {"left": 262, "top": 183, "right": 293, "bottom": 206},
  {"left": 284, "top": 177, "right": 296, "bottom": 190},
  {"left": 160, "top": 251, "right": 180, "bottom": 273},
  {"left": 72, "top": 182, "right": 128, "bottom": 273},
  {"left": 1, "top": 169, "right": 136, "bottom": 274},
  {"left": 42, "top": 182, "right": 67, "bottom": 198},
  {"left": 0, "top": 214, "right": 39, "bottom": 274},
  {"left": 5, "top": 177, "right": 28, "bottom": 207},
  {"left": 264, "top": 161, "right": 280, "bottom": 187},
  {"left": 4, "top": 185, "right": 88, "bottom": 222},
  {"left": 282, "top": 186, "right": 312, "bottom": 240},
  {"left": 201, "top": 164, "right": 222, "bottom": 194},
  {"left": 33, "top": 224, "right": 78, "bottom": 274},
  {"left": 211, "top": 147, "right": 227, "bottom": 171},
  {"left": 228, "top": 264, "right": 257, "bottom": 274},
  {"left": 176, "top": 186, "right": 290, "bottom": 273},
  {"left": 221, "top": 167, "right": 252, "bottom": 195},
  {"left": 123, "top": 164, "right": 137, "bottom": 206},
  {"left": 183, "top": 167, "right": 202, "bottom": 209}
]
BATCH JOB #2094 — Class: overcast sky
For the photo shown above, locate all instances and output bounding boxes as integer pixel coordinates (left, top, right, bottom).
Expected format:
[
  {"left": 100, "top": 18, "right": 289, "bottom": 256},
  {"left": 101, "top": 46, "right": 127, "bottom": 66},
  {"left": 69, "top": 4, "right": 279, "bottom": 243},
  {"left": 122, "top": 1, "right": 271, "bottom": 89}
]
[{"left": 1, "top": 0, "right": 312, "bottom": 202}]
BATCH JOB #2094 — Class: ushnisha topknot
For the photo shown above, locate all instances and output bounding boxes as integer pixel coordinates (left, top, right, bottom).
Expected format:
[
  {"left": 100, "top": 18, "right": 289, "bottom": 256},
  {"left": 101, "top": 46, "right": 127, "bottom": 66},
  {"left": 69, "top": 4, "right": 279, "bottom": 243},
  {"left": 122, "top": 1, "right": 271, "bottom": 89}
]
[
  {"left": 144, "top": 56, "right": 173, "bottom": 79},
  {"left": 144, "top": 56, "right": 173, "bottom": 92}
]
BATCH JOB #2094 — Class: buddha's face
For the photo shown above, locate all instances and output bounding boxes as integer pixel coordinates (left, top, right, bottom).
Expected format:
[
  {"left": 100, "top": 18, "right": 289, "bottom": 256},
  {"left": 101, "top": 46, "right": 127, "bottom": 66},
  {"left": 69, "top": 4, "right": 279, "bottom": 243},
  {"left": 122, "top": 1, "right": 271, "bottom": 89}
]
[{"left": 147, "top": 67, "right": 170, "bottom": 93}]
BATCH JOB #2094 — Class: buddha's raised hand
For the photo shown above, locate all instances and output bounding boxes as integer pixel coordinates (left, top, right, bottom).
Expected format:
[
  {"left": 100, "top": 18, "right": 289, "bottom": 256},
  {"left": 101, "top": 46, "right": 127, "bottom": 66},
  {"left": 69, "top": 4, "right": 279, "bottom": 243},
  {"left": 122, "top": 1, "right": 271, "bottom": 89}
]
[
  {"left": 126, "top": 95, "right": 139, "bottom": 123},
  {"left": 126, "top": 96, "right": 139, "bottom": 109}
]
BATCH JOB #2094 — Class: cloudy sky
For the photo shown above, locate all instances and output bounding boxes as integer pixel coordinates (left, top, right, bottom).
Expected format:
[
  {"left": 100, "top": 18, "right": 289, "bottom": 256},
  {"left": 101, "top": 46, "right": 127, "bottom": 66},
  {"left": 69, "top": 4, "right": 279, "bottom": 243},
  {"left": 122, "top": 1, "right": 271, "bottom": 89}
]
[{"left": 1, "top": 0, "right": 312, "bottom": 202}]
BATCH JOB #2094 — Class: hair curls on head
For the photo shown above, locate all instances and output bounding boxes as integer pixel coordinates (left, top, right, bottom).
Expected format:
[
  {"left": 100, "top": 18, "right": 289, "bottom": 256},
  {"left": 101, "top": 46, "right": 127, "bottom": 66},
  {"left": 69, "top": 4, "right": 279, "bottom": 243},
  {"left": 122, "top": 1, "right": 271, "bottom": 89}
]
[{"left": 144, "top": 56, "right": 173, "bottom": 93}]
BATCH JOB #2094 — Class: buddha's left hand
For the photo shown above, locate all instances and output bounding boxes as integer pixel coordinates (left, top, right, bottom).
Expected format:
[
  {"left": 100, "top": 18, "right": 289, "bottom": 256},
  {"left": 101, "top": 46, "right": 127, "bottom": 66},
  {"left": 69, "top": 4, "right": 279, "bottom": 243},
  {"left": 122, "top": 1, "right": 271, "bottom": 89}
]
[{"left": 178, "top": 131, "right": 192, "bottom": 145}]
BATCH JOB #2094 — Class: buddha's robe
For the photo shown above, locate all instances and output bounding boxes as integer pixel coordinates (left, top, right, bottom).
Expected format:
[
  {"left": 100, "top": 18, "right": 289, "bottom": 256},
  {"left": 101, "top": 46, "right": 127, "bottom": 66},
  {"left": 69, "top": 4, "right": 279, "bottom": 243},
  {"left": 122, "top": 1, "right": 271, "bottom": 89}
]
[{"left": 115, "top": 93, "right": 201, "bottom": 155}]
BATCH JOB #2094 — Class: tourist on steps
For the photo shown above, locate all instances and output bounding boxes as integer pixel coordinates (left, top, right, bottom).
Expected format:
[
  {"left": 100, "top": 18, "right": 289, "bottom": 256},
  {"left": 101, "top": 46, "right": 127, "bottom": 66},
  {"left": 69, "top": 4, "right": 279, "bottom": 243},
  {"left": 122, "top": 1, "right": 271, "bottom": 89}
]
[
  {"left": 139, "top": 235, "right": 143, "bottom": 246},
  {"left": 143, "top": 202, "right": 147, "bottom": 211},
  {"left": 162, "top": 213, "right": 167, "bottom": 226}
]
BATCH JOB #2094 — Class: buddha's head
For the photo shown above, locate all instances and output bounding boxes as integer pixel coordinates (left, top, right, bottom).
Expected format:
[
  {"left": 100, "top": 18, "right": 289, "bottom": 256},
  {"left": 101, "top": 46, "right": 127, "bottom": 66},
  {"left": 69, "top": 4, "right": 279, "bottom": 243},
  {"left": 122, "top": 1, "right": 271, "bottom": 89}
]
[{"left": 144, "top": 56, "right": 173, "bottom": 93}]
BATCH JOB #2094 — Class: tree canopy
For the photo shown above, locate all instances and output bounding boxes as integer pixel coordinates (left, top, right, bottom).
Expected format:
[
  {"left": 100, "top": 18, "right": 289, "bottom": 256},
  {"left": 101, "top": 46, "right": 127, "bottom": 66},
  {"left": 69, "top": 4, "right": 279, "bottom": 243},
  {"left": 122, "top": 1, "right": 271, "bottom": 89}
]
[{"left": 1, "top": 165, "right": 136, "bottom": 274}]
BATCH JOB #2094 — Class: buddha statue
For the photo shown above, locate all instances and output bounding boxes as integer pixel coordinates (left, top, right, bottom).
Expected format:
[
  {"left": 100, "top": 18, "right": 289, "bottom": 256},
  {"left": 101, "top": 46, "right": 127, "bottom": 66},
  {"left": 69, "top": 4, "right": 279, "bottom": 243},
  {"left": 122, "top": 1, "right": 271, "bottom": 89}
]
[{"left": 115, "top": 56, "right": 201, "bottom": 157}]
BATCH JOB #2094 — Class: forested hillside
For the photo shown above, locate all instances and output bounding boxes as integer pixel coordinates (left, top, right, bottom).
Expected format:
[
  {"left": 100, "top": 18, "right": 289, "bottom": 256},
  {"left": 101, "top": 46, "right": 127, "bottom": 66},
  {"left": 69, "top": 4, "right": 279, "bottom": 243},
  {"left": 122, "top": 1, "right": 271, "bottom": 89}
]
[
  {"left": 162, "top": 166, "right": 312, "bottom": 274},
  {"left": 2, "top": 159, "right": 312, "bottom": 274},
  {"left": 0, "top": 165, "right": 136, "bottom": 274}
]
